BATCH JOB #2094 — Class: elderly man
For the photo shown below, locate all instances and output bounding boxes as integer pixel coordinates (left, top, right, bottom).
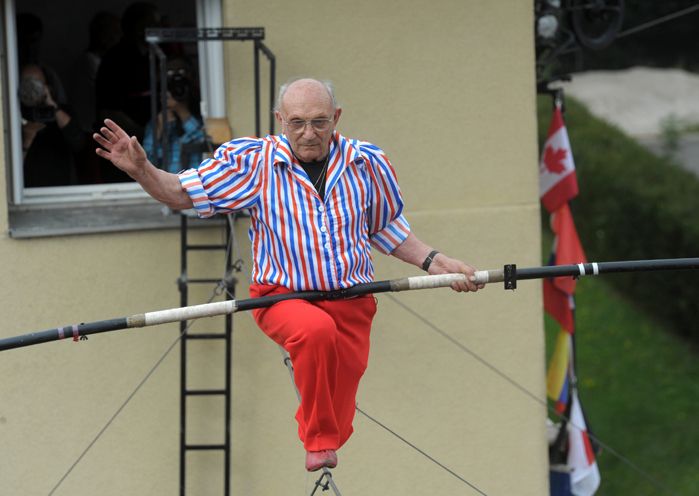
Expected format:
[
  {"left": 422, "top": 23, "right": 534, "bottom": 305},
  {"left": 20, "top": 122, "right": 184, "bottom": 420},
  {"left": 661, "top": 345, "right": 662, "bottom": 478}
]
[{"left": 94, "top": 77, "right": 483, "bottom": 472}]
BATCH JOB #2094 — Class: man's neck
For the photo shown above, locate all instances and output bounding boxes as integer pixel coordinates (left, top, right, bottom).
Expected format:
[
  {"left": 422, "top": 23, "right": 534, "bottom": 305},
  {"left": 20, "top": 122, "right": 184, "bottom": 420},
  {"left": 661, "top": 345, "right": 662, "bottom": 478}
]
[{"left": 298, "top": 156, "right": 327, "bottom": 167}]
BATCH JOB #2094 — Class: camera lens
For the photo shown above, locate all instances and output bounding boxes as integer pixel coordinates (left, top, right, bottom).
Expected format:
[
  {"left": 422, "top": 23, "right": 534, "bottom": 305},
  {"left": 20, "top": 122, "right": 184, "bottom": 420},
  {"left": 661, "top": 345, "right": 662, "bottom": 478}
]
[
  {"left": 19, "top": 77, "right": 47, "bottom": 107},
  {"left": 167, "top": 73, "right": 190, "bottom": 102},
  {"left": 19, "top": 77, "right": 56, "bottom": 123}
]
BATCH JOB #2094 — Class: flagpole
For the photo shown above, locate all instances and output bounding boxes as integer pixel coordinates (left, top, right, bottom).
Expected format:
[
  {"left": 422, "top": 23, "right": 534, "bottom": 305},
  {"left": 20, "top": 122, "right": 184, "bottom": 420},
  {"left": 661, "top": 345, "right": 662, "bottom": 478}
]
[{"left": 540, "top": 87, "right": 604, "bottom": 494}]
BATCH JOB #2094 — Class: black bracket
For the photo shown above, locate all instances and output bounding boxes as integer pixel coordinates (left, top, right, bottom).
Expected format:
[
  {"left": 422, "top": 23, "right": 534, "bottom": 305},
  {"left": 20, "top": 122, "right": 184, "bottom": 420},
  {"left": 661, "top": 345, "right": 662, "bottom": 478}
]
[
  {"left": 504, "top": 264, "right": 517, "bottom": 290},
  {"left": 310, "top": 471, "right": 332, "bottom": 494}
]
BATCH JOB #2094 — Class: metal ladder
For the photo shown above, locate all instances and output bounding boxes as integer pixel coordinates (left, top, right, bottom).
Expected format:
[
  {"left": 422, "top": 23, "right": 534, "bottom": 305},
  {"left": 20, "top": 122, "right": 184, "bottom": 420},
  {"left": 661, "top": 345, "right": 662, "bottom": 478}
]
[
  {"left": 178, "top": 212, "right": 237, "bottom": 495},
  {"left": 144, "top": 27, "right": 275, "bottom": 494}
]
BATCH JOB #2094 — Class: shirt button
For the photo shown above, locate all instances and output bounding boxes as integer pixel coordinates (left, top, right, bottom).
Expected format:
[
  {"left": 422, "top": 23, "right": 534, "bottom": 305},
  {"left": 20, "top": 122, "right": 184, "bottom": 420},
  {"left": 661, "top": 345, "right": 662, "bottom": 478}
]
[
  {"left": 318, "top": 206, "right": 325, "bottom": 212},
  {"left": 324, "top": 243, "right": 330, "bottom": 249},
  {"left": 320, "top": 226, "right": 327, "bottom": 233}
]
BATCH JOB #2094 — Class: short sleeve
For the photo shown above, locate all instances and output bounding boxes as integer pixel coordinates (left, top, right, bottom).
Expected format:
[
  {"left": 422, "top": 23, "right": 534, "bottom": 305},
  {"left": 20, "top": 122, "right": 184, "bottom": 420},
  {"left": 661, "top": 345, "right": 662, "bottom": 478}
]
[
  {"left": 178, "top": 137, "right": 266, "bottom": 218},
  {"left": 360, "top": 143, "right": 411, "bottom": 254}
]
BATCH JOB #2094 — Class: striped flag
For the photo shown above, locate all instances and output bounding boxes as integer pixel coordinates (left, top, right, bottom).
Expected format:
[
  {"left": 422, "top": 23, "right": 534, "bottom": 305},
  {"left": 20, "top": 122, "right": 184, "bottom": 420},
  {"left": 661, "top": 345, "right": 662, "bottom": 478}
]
[
  {"left": 540, "top": 98, "right": 600, "bottom": 495},
  {"left": 540, "top": 101, "right": 586, "bottom": 415},
  {"left": 543, "top": 203, "right": 586, "bottom": 335},
  {"left": 546, "top": 329, "right": 572, "bottom": 413},
  {"left": 568, "top": 390, "right": 601, "bottom": 496},
  {"left": 541, "top": 103, "right": 586, "bottom": 414}
]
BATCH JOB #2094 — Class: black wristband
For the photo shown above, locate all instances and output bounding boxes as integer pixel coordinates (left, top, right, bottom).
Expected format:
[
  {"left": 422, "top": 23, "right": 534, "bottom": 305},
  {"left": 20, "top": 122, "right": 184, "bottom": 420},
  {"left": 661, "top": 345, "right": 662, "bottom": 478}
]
[{"left": 422, "top": 250, "right": 440, "bottom": 272}]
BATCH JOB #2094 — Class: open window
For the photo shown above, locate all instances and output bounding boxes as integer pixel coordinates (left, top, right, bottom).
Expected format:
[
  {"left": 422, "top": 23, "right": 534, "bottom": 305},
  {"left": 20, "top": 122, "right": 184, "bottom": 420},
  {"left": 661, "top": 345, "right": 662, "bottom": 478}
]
[{"left": 2, "top": 0, "right": 226, "bottom": 236}]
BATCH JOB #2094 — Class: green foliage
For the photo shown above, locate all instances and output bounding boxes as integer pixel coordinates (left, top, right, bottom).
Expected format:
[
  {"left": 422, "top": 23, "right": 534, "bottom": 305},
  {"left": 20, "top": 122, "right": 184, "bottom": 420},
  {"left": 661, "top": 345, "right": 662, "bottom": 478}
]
[
  {"left": 659, "top": 114, "right": 681, "bottom": 160},
  {"left": 537, "top": 95, "right": 699, "bottom": 341},
  {"left": 538, "top": 95, "right": 699, "bottom": 493},
  {"left": 543, "top": 275, "right": 699, "bottom": 495}
]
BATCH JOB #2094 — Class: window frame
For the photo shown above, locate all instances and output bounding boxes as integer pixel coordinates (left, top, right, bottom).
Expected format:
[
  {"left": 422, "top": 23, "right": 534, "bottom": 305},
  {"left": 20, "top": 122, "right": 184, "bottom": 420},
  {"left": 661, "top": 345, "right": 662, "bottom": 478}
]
[{"left": 3, "top": 0, "right": 225, "bottom": 208}]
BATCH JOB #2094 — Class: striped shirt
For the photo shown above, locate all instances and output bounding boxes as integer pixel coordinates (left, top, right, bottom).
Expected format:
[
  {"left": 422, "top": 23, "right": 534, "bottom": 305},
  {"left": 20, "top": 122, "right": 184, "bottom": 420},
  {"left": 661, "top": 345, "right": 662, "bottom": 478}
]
[{"left": 179, "top": 132, "right": 411, "bottom": 291}]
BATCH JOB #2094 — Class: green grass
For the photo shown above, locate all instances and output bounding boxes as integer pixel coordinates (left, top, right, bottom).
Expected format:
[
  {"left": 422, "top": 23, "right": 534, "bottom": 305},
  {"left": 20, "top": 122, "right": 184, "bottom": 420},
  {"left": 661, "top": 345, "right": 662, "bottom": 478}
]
[
  {"left": 543, "top": 250, "right": 699, "bottom": 495},
  {"left": 537, "top": 94, "right": 699, "bottom": 342},
  {"left": 538, "top": 92, "right": 699, "bottom": 494}
]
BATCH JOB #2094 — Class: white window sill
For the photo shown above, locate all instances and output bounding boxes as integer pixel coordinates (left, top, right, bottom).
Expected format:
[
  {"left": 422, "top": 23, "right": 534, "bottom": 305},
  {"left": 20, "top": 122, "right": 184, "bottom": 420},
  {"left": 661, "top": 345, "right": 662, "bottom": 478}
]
[{"left": 8, "top": 199, "right": 223, "bottom": 239}]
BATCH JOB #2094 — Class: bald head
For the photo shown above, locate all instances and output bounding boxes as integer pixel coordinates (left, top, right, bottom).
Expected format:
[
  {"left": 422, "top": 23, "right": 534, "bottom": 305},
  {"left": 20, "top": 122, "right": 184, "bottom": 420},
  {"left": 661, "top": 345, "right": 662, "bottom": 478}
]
[
  {"left": 274, "top": 78, "right": 342, "bottom": 162},
  {"left": 275, "top": 78, "right": 337, "bottom": 113}
]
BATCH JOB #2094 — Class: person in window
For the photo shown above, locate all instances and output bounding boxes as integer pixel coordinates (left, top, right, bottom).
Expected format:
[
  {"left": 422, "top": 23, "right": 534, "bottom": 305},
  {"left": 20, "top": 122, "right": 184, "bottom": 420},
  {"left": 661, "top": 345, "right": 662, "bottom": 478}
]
[
  {"left": 143, "top": 57, "right": 206, "bottom": 173},
  {"left": 20, "top": 64, "right": 85, "bottom": 187},
  {"left": 16, "top": 12, "right": 67, "bottom": 107},
  {"left": 94, "top": 2, "right": 160, "bottom": 183},
  {"left": 69, "top": 11, "right": 122, "bottom": 133},
  {"left": 95, "top": 2, "right": 160, "bottom": 141}
]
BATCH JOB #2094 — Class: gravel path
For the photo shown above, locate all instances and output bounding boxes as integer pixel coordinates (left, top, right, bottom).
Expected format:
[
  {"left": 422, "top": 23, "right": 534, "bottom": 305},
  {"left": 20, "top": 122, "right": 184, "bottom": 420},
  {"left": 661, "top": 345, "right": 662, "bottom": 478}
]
[{"left": 561, "top": 67, "right": 699, "bottom": 176}]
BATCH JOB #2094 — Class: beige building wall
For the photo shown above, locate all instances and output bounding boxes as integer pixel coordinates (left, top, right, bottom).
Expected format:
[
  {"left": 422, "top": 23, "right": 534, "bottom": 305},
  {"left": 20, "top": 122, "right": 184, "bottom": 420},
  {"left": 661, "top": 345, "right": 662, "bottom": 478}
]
[{"left": 0, "top": 1, "right": 546, "bottom": 495}]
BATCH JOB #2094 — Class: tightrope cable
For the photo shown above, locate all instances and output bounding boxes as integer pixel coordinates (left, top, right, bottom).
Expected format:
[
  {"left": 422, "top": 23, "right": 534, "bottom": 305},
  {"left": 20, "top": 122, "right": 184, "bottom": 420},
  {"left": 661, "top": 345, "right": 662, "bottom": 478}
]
[
  {"left": 48, "top": 216, "right": 236, "bottom": 495},
  {"left": 356, "top": 407, "right": 489, "bottom": 495},
  {"left": 276, "top": 346, "right": 343, "bottom": 496},
  {"left": 617, "top": 3, "right": 699, "bottom": 39},
  {"left": 277, "top": 344, "right": 487, "bottom": 495},
  {"left": 49, "top": 328, "right": 184, "bottom": 495},
  {"left": 385, "top": 293, "right": 679, "bottom": 496},
  {"left": 35, "top": 253, "right": 694, "bottom": 492}
]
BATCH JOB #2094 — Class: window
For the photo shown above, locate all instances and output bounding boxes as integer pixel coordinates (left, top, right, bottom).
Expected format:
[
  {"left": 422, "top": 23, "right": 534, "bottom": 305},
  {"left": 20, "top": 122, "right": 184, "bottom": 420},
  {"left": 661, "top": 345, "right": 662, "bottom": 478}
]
[{"left": 3, "top": 0, "right": 225, "bottom": 236}]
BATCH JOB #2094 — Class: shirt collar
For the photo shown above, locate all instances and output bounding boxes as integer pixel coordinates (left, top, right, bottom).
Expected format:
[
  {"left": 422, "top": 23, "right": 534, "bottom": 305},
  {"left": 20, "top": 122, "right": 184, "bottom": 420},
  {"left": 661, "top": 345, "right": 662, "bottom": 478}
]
[{"left": 272, "top": 132, "right": 362, "bottom": 169}]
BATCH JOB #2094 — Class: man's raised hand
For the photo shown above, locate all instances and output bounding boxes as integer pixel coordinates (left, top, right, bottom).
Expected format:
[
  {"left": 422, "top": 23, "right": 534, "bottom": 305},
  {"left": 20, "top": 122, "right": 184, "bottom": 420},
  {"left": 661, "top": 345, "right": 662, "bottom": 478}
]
[{"left": 93, "top": 119, "right": 148, "bottom": 179}]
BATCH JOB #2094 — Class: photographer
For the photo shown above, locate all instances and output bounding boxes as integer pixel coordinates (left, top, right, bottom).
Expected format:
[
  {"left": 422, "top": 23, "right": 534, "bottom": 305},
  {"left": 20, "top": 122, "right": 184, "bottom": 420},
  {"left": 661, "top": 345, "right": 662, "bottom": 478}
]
[
  {"left": 20, "top": 64, "right": 85, "bottom": 187},
  {"left": 143, "top": 57, "right": 205, "bottom": 173}
]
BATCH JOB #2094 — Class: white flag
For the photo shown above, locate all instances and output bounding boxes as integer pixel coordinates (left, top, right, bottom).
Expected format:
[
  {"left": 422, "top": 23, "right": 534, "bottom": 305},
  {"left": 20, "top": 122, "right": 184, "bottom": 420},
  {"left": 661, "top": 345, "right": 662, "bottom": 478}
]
[{"left": 568, "top": 389, "right": 601, "bottom": 495}]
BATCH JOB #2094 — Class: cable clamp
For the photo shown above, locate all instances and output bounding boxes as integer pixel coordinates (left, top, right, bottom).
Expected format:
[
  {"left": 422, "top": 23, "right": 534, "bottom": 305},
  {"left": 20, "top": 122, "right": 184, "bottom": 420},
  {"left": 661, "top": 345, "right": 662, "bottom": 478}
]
[{"left": 504, "top": 264, "right": 517, "bottom": 290}]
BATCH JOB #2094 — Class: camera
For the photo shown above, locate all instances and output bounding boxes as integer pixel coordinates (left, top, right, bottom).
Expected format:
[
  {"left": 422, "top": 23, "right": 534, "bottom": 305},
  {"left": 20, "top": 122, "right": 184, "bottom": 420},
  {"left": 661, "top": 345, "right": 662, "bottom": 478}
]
[
  {"left": 19, "top": 76, "right": 56, "bottom": 123},
  {"left": 167, "top": 71, "right": 191, "bottom": 102}
]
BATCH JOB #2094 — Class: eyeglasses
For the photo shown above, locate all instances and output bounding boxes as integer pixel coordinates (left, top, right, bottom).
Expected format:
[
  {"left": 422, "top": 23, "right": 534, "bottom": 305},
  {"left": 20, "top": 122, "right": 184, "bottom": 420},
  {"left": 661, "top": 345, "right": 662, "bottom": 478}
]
[{"left": 283, "top": 117, "right": 334, "bottom": 133}]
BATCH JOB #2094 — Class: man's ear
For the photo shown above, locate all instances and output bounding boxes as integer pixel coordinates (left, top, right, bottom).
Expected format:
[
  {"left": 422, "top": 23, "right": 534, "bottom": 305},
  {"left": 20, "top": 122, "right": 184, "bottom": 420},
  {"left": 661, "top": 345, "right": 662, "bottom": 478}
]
[
  {"left": 274, "top": 111, "right": 283, "bottom": 125},
  {"left": 333, "top": 107, "right": 342, "bottom": 124}
]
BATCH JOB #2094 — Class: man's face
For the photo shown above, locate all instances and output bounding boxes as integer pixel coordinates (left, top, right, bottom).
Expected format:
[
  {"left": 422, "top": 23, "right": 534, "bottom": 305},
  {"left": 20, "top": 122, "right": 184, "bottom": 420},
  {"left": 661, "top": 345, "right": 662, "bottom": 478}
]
[{"left": 276, "top": 80, "right": 342, "bottom": 162}]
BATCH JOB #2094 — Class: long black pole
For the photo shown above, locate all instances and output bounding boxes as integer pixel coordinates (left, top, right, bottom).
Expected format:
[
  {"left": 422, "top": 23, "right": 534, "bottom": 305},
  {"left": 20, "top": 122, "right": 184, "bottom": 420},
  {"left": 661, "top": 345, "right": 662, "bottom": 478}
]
[
  {"left": 0, "top": 280, "right": 394, "bottom": 352},
  {"left": 476, "top": 257, "right": 699, "bottom": 289},
  {"left": 2, "top": 258, "right": 698, "bottom": 352}
]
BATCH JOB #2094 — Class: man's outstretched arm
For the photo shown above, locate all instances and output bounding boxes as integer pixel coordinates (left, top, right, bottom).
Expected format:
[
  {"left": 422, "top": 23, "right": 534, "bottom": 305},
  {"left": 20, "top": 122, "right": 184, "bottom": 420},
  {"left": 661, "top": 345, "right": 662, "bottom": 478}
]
[
  {"left": 391, "top": 232, "right": 483, "bottom": 292},
  {"left": 93, "top": 119, "right": 193, "bottom": 210}
]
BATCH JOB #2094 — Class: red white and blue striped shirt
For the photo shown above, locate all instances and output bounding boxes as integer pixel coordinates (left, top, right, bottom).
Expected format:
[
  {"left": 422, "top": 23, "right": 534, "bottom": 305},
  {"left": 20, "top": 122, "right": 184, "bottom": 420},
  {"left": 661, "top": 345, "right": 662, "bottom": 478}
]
[{"left": 179, "top": 132, "right": 411, "bottom": 291}]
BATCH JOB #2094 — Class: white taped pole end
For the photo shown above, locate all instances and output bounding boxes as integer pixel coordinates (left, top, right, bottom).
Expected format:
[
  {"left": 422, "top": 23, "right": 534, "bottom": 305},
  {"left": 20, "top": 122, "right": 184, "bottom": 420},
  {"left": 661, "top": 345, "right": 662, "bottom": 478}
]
[
  {"left": 406, "top": 273, "right": 466, "bottom": 290},
  {"left": 472, "top": 270, "right": 489, "bottom": 284},
  {"left": 144, "top": 300, "right": 236, "bottom": 326},
  {"left": 472, "top": 269, "right": 504, "bottom": 284}
]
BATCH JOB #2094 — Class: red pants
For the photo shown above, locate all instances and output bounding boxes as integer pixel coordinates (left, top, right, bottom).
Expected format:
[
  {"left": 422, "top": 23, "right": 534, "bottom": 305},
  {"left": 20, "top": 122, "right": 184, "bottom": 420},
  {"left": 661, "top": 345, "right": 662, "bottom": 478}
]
[{"left": 250, "top": 284, "right": 377, "bottom": 451}]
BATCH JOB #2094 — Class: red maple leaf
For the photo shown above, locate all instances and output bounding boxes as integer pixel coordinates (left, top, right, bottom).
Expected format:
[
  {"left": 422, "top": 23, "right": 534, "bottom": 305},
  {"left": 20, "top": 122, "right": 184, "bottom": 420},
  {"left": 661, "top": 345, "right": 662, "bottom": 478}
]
[{"left": 543, "top": 146, "right": 567, "bottom": 174}]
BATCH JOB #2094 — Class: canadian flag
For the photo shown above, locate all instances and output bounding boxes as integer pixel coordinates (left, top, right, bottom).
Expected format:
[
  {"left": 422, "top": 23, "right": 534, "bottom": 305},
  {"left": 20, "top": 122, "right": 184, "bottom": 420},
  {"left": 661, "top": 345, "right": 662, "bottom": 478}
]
[
  {"left": 540, "top": 105, "right": 579, "bottom": 213},
  {"left": 540, "top": 102, "right": 586, "bottom": 336},
  {"left": 568, "top": 389, "right": 601, "bottom": 496}
]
